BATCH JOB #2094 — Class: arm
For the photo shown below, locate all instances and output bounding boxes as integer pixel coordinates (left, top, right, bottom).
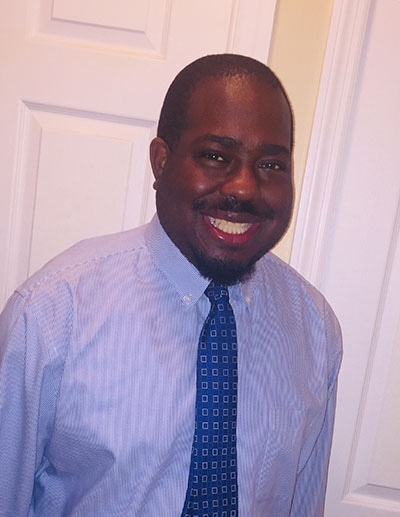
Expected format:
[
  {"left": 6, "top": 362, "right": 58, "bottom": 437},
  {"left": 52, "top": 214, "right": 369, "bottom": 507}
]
[
  {"left": 290, "top": 301, "right": 342, "bottom": 517},
  {"left": 290, "top": 376, "right": 339, "bottom": 516},
  {"left": 0, "top": 293, "right": 63, "bottom": 515}
]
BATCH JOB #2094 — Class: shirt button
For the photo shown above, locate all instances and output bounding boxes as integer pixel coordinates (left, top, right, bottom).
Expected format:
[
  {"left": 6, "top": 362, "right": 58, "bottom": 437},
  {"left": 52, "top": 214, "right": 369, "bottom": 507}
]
[
  {"left": 245, "top": 296, "right": 251, "bottom": 305},
  {"left": 183, "top": 294, "right": 192, "bottom": 304}
]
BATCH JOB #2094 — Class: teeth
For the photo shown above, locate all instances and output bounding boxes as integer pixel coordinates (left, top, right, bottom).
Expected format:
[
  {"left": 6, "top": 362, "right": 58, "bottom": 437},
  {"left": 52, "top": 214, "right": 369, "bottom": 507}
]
[{"left": 209, "top": 217, "right": 253, "bottom": 235}]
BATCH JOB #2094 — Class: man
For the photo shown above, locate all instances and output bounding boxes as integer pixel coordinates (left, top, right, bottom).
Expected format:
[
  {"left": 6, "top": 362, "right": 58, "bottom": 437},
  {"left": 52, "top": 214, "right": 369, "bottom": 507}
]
[{"left": 0, "top": 54, "right": 342, "bottom": 516}]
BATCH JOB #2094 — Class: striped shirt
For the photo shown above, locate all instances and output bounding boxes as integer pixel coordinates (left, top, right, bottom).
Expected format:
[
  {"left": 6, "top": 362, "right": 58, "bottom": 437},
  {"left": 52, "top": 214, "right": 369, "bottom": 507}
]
[{"left": 0, "top": 215, "right": 342, "bottom": 516}]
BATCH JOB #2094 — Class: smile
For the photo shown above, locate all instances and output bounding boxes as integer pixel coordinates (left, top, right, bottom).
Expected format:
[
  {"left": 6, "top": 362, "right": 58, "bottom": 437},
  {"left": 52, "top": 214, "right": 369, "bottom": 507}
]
[{"left": 208, "top": 217, "right": 253, "bottom": 235}]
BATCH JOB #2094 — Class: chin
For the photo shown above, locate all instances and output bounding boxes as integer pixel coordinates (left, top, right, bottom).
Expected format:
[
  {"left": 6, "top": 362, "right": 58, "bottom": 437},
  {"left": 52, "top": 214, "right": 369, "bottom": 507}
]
[{"left": 194, "top": 254, "right": 257, "bottom": 286}]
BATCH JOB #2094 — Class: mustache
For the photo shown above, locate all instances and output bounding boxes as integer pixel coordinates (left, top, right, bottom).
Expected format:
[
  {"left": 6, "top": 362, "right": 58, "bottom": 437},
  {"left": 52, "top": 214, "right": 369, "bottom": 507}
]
[{"left": 193, "top": 195, "right": 274, "bottom": 219}]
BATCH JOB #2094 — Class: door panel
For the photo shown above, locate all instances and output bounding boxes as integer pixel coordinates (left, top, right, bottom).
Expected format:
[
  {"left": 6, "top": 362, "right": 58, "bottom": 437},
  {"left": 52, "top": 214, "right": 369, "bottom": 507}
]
[{"left": 0, "top": 0, "right": 277, "bottom": 305}]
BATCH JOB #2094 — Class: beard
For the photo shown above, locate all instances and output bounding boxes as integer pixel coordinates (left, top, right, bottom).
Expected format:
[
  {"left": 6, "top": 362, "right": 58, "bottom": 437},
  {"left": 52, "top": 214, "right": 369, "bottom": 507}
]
[
  {"left": 192, "top": 250, "right": 257, "bottom": 286},
  {"left": 190, "top": 196, "right": 273, "bottom": 285}
]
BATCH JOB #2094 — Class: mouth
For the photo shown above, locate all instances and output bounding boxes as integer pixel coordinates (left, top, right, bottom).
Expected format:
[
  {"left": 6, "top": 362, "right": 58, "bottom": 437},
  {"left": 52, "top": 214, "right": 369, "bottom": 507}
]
[
  {"left": 208, "top": 216, "right": 253, "bottom": 235},
  {"left": 204, "top": 215, "right": 259, "bottom": 246}
]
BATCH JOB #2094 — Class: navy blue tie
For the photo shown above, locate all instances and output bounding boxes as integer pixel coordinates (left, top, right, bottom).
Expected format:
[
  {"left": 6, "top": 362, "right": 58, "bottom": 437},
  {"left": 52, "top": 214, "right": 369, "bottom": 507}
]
[{"left": 181, "top": 283, "right": 238, "bottom": 517}]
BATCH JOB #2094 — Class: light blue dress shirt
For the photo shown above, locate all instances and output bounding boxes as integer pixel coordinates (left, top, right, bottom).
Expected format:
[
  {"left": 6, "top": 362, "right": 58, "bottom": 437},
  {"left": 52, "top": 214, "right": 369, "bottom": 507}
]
[{"left": 0, "top": 215, "right": 342, "bottom": 516}]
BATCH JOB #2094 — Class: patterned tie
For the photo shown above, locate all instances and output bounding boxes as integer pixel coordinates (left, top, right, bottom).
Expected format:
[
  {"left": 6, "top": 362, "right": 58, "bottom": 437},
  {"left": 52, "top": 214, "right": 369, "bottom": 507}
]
[{"left": 181, "top": 283, "right": 238, "bottom": 517}]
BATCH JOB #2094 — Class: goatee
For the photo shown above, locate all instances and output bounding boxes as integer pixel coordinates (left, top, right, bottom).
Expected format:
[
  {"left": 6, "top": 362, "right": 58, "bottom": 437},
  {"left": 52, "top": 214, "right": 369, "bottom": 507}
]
[{"left": 193, "top": 252, "right": 257, "bottom": 286}]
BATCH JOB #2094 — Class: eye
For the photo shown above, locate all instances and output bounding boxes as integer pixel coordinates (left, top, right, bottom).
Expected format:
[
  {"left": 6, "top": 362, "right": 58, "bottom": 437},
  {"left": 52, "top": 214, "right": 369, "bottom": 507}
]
[
  {"left": 258, "top": 161, "right": 286, "bottom": 172},
  {"left": 202, "top": 152, "right": 228, "bottom": 162}
]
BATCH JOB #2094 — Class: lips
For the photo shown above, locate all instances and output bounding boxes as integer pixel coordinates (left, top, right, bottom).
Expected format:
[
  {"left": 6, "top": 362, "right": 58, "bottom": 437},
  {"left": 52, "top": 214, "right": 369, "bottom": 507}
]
[
  {"left": 204, "top": 215, "right": 259, "bottom": 245},
  {"left": 209, "top": 217, "right": 253, "bottom": 235}
]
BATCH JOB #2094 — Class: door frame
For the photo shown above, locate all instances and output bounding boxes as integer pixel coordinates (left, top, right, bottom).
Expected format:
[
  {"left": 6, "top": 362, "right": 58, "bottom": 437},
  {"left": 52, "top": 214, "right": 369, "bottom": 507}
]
[{"left": 290, "top": 0, "right": 371, "bottom": 286}]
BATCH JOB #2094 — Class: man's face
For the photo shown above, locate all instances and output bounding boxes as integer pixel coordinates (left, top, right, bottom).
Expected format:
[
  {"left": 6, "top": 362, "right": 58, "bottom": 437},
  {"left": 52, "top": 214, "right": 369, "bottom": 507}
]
[{"left": 151, "top": 76, "right": 293, "bottom": 284}]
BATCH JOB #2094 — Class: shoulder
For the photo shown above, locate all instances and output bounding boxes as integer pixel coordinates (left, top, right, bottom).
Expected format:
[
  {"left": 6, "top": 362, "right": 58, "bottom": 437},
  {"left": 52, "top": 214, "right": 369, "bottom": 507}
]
[
  {"left": 250, "top": 253, "right": 343, "bottom": 380},
  {"left": 256, "top": 252, "right": 329, "bottom": 308},
  {"left": 253, "top": 252, "right": 342, "bottom": 351},
  {"left": 15, "top": 224, "right": 149, "bottom": 301}
]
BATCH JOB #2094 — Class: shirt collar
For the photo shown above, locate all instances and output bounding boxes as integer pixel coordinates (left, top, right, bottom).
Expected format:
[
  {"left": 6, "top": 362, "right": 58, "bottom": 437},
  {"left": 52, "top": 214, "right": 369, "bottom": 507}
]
[
  {"left": 145, "top": 215, "right": 209, "bottom": 307},
  {"left": 145, "top": 215, "right": 256, "bottom": 309}
]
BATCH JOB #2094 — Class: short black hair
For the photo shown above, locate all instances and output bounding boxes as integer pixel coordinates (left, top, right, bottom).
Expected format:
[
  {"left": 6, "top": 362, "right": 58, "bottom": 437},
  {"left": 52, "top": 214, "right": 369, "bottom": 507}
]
[{"left": 157, "top": 53, "right": 294, "bottom": 151}]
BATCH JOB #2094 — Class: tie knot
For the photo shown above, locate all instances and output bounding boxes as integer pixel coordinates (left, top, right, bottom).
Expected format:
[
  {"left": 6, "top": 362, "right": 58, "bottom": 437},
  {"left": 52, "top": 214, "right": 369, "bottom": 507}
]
[{"left": 205, "top": 283, "right": 229, "bottom": 302}]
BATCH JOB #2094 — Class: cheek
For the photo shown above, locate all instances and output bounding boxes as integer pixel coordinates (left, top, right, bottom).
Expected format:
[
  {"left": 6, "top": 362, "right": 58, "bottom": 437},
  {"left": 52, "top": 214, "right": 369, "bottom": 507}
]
[
  {"left": 155, "top": 171, "right": 207, "bottom": 220},
  {"left": 262, "top": 179, "right": 293, "bottom": 211},
  {"left": 282, "top": 184, "right": 294, "bottom": 211},
  {"left": 171, "top": 167, "right": 216, "bottom": 201}
]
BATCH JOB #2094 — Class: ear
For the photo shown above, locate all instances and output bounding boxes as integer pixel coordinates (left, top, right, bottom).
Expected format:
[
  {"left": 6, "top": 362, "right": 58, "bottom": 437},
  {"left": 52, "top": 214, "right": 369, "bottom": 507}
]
[{"left": 149, "top": 137, "right": 170, "bottom": 190}]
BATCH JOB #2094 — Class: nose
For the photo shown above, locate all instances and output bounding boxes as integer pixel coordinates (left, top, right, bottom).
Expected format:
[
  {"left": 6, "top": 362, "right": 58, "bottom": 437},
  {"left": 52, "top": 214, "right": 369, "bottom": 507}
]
[{"left": 219, "top": 163, "right": 260, "bottom": 200}]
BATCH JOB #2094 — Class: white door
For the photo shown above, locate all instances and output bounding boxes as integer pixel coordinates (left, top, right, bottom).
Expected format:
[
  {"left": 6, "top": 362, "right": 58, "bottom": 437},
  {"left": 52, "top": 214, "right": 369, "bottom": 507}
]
[
  {"left": 291, "top": 0, "right": 400, "bottom": 514},
  {"left": 0, "top": 0, "right": 277, "bottom": 307}
]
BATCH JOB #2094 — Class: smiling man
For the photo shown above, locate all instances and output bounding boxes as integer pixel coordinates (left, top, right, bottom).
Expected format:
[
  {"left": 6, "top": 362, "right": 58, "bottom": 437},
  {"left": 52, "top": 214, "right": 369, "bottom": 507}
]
[
  {"left": 0, "top": 55, "right": 342, "bottom": 516},
  {"left": 151, "top": 65, "right": 293, "bottom": 287}
]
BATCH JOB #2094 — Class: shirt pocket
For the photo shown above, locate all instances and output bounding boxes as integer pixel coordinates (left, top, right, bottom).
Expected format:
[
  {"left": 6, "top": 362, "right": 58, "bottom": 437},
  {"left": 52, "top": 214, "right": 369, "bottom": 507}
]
[{"left": 254, "top": 409, "right": 309, "bottom": 506}]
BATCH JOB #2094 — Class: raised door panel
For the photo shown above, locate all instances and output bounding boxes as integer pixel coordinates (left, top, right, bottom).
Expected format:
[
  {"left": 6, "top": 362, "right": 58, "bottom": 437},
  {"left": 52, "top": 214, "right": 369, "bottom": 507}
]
[
  {"left": 34, "top": 0, "right": 165, "bottom": 52},
  {"left": 9, "top": 103, "right": 153, "bottom": 285}
]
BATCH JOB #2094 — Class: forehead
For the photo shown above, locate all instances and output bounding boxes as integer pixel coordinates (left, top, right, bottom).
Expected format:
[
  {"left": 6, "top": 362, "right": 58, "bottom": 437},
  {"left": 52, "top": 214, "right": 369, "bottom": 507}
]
[{"left": 185, "top": 76, "right": 292, "bottom": 147}]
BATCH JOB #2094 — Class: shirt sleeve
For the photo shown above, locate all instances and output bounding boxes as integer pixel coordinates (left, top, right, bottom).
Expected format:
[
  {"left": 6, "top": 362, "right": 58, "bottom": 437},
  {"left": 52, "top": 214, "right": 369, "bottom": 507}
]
[
  {"left": 0, "top": 292, "right": 66, "bottom": 515},
  {"left": 290, "top": 299, "right": 343, "bottom": 517}
]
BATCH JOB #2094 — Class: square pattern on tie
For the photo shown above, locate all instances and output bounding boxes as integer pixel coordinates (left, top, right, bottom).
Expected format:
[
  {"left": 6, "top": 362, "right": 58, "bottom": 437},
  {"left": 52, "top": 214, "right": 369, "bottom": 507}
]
[{"left": 181, "top": 284, "right": 238, "bottom": 517}]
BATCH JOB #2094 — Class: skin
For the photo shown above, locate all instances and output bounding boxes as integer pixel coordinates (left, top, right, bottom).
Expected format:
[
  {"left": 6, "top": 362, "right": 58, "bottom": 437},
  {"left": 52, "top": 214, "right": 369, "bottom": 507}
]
[{"left": 150, "top": 75, "right": 293, "bottom": 284}]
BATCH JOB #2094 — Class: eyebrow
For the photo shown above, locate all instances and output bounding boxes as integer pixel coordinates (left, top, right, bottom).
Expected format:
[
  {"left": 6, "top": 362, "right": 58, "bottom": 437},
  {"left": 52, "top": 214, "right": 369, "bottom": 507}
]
[{"left": 200, "top": 134, "right": 291, "bottom": 156}]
